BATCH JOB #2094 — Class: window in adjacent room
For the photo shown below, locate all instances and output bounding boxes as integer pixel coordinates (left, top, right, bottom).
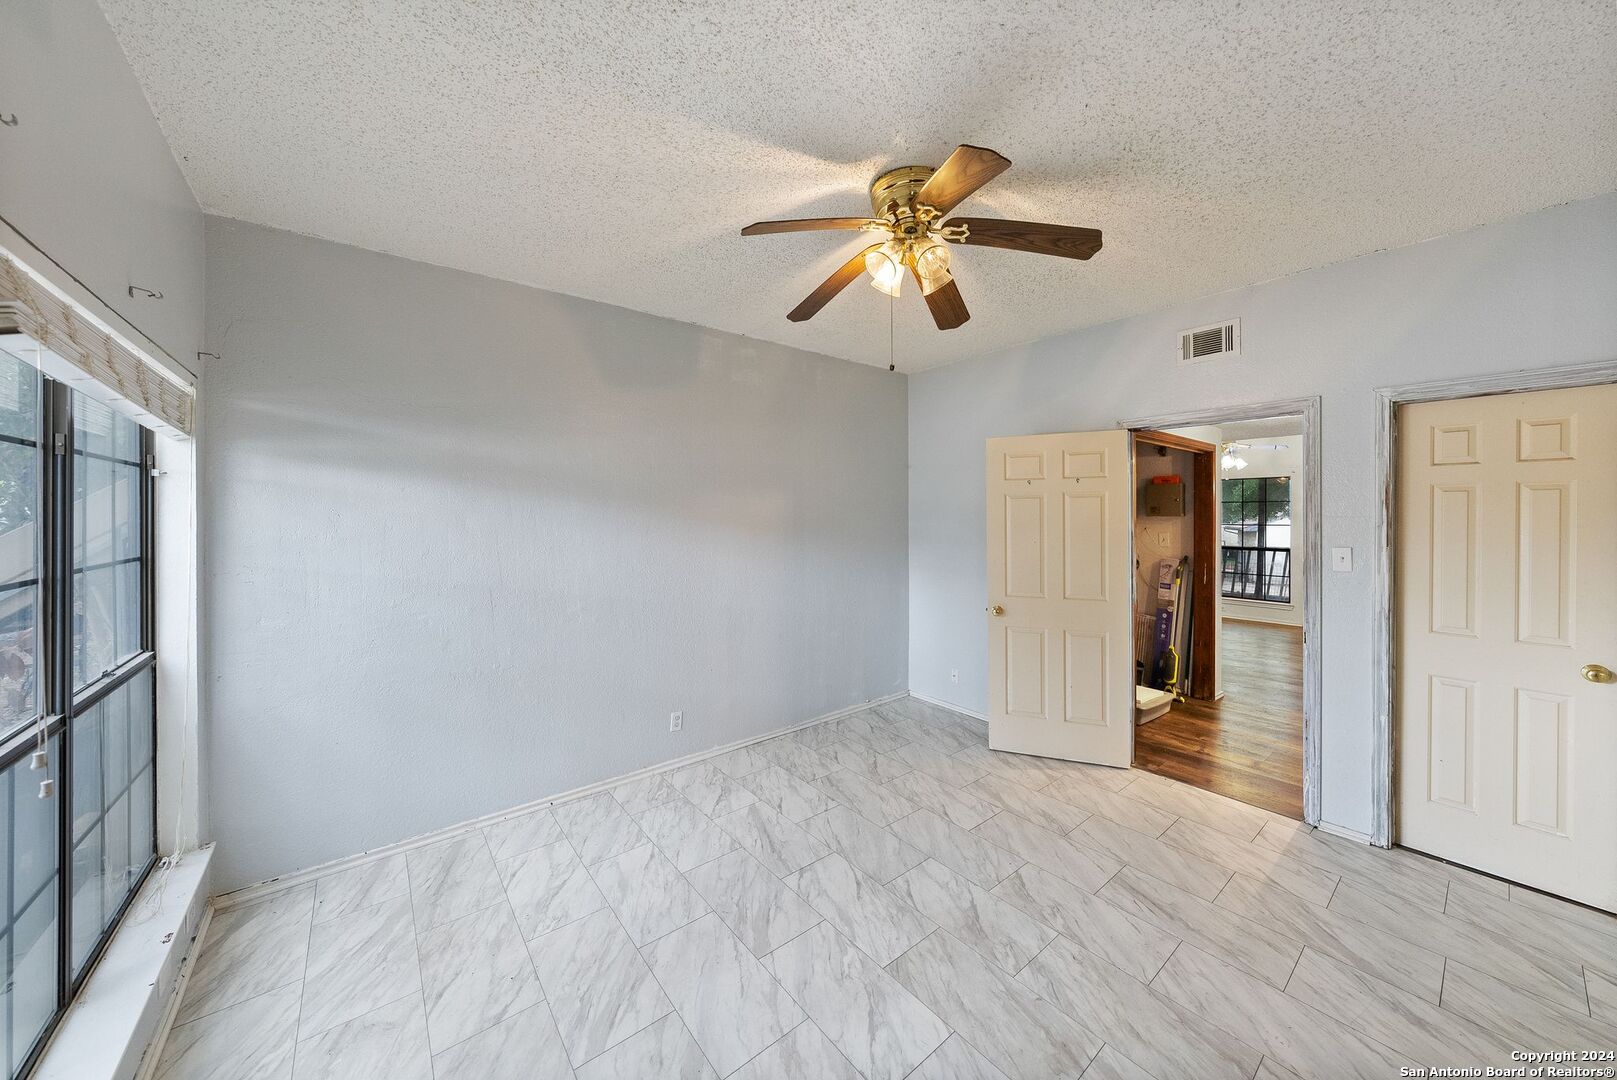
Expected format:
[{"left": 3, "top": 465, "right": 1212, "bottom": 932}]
[{"left": 1219, "top": 475, "right": 1292, "bottom": 603}]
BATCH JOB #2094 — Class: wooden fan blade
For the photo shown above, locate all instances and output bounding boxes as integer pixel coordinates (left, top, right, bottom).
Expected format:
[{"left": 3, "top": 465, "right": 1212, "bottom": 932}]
[
  {"left": 742, "top": 218, "right": 883, "bottom": 236},
  {"left": 945, "top": 217, "right": 1103, "bottom": 260},
  {"left": 914, "top": 145, "right": 1011, "bottom": 215},
  {"left": 914, "top": 268, "right": 970, "bottom": 330},
  {"left": 788, "top": 244, "right": 882, "bottom": 322}
]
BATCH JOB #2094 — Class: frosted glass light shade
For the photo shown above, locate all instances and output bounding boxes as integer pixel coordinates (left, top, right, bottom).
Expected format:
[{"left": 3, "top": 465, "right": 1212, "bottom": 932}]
[
  {"left": 865, "top": 241, "right": 906, "bottom": 297},
  {"left": 912, "top": 239, "right": 952, "bottom": 295}
]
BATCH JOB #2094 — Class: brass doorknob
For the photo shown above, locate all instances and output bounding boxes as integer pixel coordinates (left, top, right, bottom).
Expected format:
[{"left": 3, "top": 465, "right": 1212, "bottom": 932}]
[
  {"left": 1582, "top": 664, "right": 1616, "bottom": 684},
  {"left": 990, "top": 604, "right": 1005, "bottom": 617}
]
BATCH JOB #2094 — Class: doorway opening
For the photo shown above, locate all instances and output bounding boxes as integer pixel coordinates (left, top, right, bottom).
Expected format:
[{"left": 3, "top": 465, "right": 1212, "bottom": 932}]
[{"left": 1129, "top": 414, "right": 1308, "bottom": 819}]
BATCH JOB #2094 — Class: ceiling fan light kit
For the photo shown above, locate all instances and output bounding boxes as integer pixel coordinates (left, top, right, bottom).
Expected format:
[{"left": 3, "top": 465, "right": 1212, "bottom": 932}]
[
  {"left": 865, "top": 241, "right": 907, "bottom": 296},
  {"left": 742, "top": 145, "right": 1103, "bottom": 331}
]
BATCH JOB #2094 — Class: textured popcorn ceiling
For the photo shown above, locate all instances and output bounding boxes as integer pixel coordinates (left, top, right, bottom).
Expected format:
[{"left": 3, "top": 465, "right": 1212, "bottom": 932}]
[{"left": 100, "top": 0, "right": 1617, "bottom": 372}]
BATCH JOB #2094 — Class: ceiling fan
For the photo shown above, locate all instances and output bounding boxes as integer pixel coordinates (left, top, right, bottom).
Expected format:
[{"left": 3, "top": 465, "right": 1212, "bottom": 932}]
[
  {"left": 1220, "top": 441, "right": 1290, "bottom": 470},
  {"left": 741, "top": 145, "right": 1102, "bottom": 330}
]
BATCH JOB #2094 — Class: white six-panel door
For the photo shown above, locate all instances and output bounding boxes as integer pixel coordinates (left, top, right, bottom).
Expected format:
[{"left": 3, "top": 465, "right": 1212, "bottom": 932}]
[
  {"left": 986, "top": 430, "right": 1134, "bottom": 767},
  {"left": 1397, "top": 384, "right": 1617, "bottom": 911}
]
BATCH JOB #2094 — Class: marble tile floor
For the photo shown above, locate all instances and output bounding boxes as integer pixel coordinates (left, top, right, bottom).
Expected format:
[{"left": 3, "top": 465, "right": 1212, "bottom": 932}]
[{"left": 156, "top": 696, "right": 1617, "bottom": 1079}]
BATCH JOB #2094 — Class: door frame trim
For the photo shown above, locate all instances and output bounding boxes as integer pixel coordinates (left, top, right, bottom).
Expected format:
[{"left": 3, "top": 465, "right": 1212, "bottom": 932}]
[
  {"left": 1372, "top": 360, "right": 1617, "bottom": 847},
  {"left": 1119, "top": 397, "right": 1322, "bottom": 826}
]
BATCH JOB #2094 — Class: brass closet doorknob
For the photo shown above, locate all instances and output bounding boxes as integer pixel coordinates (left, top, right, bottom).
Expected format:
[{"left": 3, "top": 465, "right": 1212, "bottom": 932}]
[
  {"left": 1582, "top": 664, "right": 1615, "bottom": 684},
  {"left": 990, "top": 604, "right": 1005, "bottom": 617}
]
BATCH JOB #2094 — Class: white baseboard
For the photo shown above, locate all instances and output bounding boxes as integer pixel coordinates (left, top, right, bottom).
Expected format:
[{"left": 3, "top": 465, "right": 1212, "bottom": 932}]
[
  {"left": 213, "top": 691, "right": 909, "bottom": 913},
  {"left": 1315, "top": 820, "right": 1373, "bottom": 845},
  {"left": 908, "top": 690, "right": 986, "bottom": 724},
  {"left": 1222, "top": 609, "right": 1303, "bottom": 630}
]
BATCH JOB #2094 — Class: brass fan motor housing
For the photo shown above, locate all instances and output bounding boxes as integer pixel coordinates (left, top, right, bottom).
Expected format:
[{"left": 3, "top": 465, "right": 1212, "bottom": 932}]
[{"left": 869, "top": 165, "right": 935, "bottom": 237}]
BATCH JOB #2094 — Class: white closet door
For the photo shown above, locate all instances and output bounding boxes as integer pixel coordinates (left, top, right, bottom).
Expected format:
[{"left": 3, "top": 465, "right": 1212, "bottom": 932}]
[{"left": 1398, "top": 384, "right": 1617, "bottom": 911}]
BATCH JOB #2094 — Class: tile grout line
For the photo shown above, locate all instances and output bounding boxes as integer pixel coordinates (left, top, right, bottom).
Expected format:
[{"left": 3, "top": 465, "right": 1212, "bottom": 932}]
[
  {"left": 1359, "top": 882, "right": 1597, "bottom": 1017},
  {"left": 1148, "top": 936, "right": 1184, "bottom": 986},
  {"left": 397, "top": 866, "right": 431, "bottom": 1073},
  {"left": 1007, "top": 932, "right": 1057, "bottom": 984},
  {"left": 628, "top": 904, "right": 780, "bottom": 1078},
  {"left": 534, "top": 816, "right": 601, "bottom": 1074},
  {"left": 161, "top": 975, "right": 305, "bottom": 1047},
  {"left": 288, "top": 885, "right": 316, "bottom": 1057},
  {"left": 755, "top": 931, "right": 940, "bottom": 1079},
  {"left": 1148, "top": 938, "right": 1390, "bottom": 1077},
  {"left": 622, "top": 900, "right": 713, "bottom": 953},
  {"left": 756, "top": 913, "right": 828, "bottom": 964},
  {"left": 1086, "top": 857, "right": 1126, "bottom": 897},
  {"left": 411, "top": 829, "right": 547, "bottom": 1062},
  {"left": 546, "top": 832, "right": 655, "bottom": 1070},
  {"left": 1146, "top": 939, "right": 1189, "bottom": 995},
  {"left": 165, "top": 889, "right": 316, "bottom": 1029},
  {"left": 1278, "top": 942, "right": 1307, "bottom": 994},
  {"left": 716, "top": 1018, "right": 805, "bottom": 1079},
  {"left": 563, "top": 1002, "right": 655, "bottom": 1073},
  {"left": 898, "top": 1035, "right": 952, "bottom": 1080},
  {"left": 882, "top": 925, "right": 940, "bottom": 976},
  {"left": 530, "top": 998, "right": 576, "bottom": 1077}
]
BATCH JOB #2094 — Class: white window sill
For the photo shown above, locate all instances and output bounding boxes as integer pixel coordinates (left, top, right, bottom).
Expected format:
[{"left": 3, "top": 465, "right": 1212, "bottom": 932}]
[{"left": 35, "top": 845, "right": 214, "bottom": 1080}]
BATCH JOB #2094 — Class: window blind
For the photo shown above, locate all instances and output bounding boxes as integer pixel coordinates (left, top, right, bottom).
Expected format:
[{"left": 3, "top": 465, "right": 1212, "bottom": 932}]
[{"left": 0, "top": 254, "right": 194, "bottom": 435}]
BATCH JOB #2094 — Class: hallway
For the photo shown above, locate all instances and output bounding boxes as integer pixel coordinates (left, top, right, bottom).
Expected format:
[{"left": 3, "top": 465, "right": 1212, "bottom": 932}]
[{"left": 1135, "top": 619, "right": 1304, "bottom": 818}]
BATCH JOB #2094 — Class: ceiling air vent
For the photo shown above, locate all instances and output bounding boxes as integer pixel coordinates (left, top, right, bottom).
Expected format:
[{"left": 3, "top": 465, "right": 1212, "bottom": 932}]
[{"left": 1179, "top": 319, "right": 1240, "bottom": 364}]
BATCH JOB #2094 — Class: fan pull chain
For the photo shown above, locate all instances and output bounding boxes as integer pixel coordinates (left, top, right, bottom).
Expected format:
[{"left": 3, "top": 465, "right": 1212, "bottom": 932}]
[{"left": 889, "top": 292, "right": 896, "bottom": 372}]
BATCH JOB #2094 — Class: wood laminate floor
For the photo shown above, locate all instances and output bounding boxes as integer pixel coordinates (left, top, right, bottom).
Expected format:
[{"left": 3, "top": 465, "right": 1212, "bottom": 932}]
[
  {"left": 1135, "top": 619, "right": 1305, "bottom": 819},
  {"left": 160, "top": 696, "right": 1616, "bottom": 1080}
]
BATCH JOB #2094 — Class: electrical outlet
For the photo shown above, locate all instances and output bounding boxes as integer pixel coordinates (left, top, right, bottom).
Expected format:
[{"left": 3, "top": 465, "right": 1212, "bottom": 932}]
[
  {"left": 950, "top": 668, "right": 959, "bottom": 684},
  {"left": 669, "top": 710, "right": 683, "bottom": 732}
]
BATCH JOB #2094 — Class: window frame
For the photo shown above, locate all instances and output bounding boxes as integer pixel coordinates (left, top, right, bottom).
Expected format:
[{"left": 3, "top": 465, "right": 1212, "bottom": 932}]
[{"left": 0, "top": 375, "right": 156, "bottom": 1080}]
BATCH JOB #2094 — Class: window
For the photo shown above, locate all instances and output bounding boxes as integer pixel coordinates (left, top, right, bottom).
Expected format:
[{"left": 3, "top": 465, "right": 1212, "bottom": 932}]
[
  {"left": 0, "top": 355, "right": 41, "bottom": 737},
  {"left": 2, "top": 742, "right": 58, "bottom": 1080},
  {"left": 1220, "top": 476, "right": 1292, "bottom": 603},
  {"left": 70, "top": 667, "right": 154, "bottom": 976},
  {"left": 0, "top": 338, "right": 155, "bottom": 1079},
  {"left": 71, "top": 396, "right": 144, "bottom": 690}
]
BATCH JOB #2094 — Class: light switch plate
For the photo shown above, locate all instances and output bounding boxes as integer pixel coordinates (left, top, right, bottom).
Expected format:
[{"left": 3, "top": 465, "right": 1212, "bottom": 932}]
[{"left": 1332, "top": 547, "right": 1353, "bottom": 572}]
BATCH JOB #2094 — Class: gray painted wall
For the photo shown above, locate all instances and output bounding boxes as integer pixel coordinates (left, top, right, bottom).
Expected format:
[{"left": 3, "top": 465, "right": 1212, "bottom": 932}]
[
  {"left": 0, "top": 0, "right": 204, "bottom": 366},
  {"left": 202, "top": 218, "right": 908, "bottom": 890},
  {"left": 907, "top": 193, "right": 1617, "bottom": 836},
  {"left": 0, "top": 0, "right": 206, "bottom": 856}
]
